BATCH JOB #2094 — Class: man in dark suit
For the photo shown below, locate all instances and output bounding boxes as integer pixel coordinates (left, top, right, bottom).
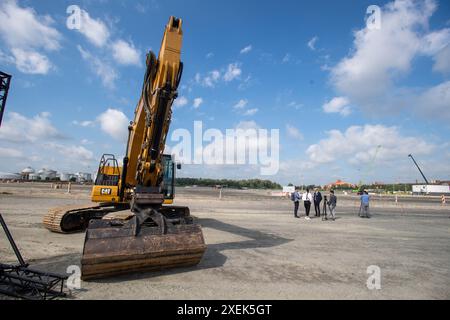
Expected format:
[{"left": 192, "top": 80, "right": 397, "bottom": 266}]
[{"left": 313, "top": 188, "right": 323, "bottom": 217}]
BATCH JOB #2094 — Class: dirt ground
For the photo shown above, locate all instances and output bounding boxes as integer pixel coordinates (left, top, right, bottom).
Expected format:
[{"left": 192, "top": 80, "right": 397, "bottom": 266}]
[{"left": 1, "top": 182, "right": 449, "bottom": 299}]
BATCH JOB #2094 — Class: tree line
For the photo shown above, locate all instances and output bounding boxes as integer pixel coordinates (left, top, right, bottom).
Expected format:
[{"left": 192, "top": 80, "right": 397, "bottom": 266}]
[{"left": 175, "top": 177, "right": 282, "bottom": 189}]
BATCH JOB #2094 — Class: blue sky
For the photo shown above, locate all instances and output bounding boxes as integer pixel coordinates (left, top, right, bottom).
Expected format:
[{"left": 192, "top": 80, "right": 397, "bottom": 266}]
[{"left": 0, "top": 0, "right": 449, "bottom": 185}]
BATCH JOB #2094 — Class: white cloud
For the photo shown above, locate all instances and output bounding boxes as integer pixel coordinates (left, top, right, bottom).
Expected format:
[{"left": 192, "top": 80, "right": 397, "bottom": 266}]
[
  {"left": 0, "top": 0, "right": 61, "bottom": 74},
  {"left": 286, "top": 124, "right": 303, "bottom": 140},
  {"left": 235, "top": 120, "right": 259, "bottom": 130},
  {"left": 282, "top": 53, "right": 291, "bottom": 63},
  {"left": 111, "top": 39, "right": 141, "bottom": 66},
  {"left": 243, "top": 108, "right": 258, "bottom": 116},
  {"left": 0, "top": 141, "right": 97, "bottom": 171},
  {"left": 78, "top": 9, "right": 110, "bottom": 47},
  {"left": 44, "top": 143, "right": 94, "bottom": 163},
  {"left": 0, "top": 0, "right": 61, "bottom": 51},
  {"left": 206, "top": 52, "right": 214, "bottom": 59},
  {"left": 195, "top": 70, "right": 221, "bottom": 88},
  {"left": 0, "top": 147, "right": 23, "bottom": 158},
  {"left": 194, "top": 63, "right": 244, "bottom": 88},
  {"left": 193, "top": 97, "right": 203, "bottom": 109},
  {"left": 288, "top": 101, "right": 303, "bottom": 110},
  {"left": 233, "top": 99, "right": 248, "bottom": 109},
  {"left": 415, "top": 80, "right": 450, "bottom": 120},
  {"left": 0, "top": 112, "right": 63, "bottom": 143},
  {"left": 81, "top": 139, "right": 93, "bottom": 145},
  {"left": 0, "top": 49, "right": 14, "bottom": 64},
  {"left": 97, "top": 108, "right": 129, "bottom": 142},
  {"left": 331, "top": 1, "right": 433, "bottom": 101},
  {"left": 74, "top": 9, "right": 141, "bottom": 83},
  {"left": 77, "top": 45, "right": 118, "bottom": 89},
  {"left": 232, "top": 99, "right": 257, "bottom": 116},
  {"left": 431, "top": 45, "right": 450, "bottom": 74},
  {"left": 329, "top": 0, "right": 450, "bottom": 118},
  {"left": 419, "top": 28, "right": 450, "bottom": 57},
  {"left": 307, "top": 36, "right": 318, "bottom": 50},
  {"left": 306, "top": 124, "right": 434, "bottom": 165},
  {"left": 10, "top": 48, "right": 52, "bottom": 74},
  {"left": 223, "top": 63, "right": 242, "bottom": 82},
  {"left": 322, "top": 97, "right": 351, "bottom": 116},
  {"left": 72, "top": 120, "right": 95, "bottom": 127},
  {"left": 135, "top": 3, "right": 148, "bottom": 14},
  {"left": 240, "top": 45, "right": 252, "bottom": 54},
  {"left": 174, "top": 96, "right": 188, "bottom": 108},
  {"left": 238, "top": 75, "right": 253, "bottom": 90},
  {"left": 0, "top": 111, "right": 96, "bottom": 172}
]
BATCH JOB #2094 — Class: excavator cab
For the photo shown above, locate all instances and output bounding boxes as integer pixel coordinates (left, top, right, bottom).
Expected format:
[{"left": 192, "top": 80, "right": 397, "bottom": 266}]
[
  {"left": 91, "top": 154, "right": 121, "bottom": 203},
  {"left": 91, "top": 154, "right": 177, "bottom": 204}
]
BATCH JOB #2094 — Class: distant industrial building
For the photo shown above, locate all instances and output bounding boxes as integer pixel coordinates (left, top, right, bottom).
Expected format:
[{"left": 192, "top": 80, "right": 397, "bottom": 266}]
[
  {"left": 432, "top": 180, "right": 450, "bottom": 186},
  {"left": 20, "top": 167, "right": 35, "bottom": 180},
  {"left": 37, "top": 168, "right": 57, "bottom": 180},
  {"left": 0, "top": 172, "right": 21, "bottom": 180},
  {"left": 1, "top": 167, "right": 93, "bottom": 183},
  {"left": 76, "top": 172, "right": 92, "bottom": 183},
  {"left": 325, "top": 179, "right": 355, "bottom": 190},
  {"left": 28, "top": 173, "right": 40, "bottom": 181},
  {"left": 59, "top": 173, "right": 75, "bottom": 182},
  {"left": 412, "top": 185, "right": 450, "bottom": 195}
]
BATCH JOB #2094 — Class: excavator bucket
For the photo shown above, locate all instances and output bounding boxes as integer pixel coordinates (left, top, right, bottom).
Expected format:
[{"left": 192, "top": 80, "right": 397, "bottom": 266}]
[{"left": 80, "top": 214, "right": 206, "bottom": 280}]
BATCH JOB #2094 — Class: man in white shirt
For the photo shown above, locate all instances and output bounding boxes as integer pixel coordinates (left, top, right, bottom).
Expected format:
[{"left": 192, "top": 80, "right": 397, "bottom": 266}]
[{"left": 302, "top": 188, "right": 313, "bottom": 220}]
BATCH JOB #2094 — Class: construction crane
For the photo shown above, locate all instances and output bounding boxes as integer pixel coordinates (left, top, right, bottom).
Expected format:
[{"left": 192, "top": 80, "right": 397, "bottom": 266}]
[
  {"left": 356, "top": 145, "right": 382, "bottom": 191},
  {"left": 0, "top": 71, "right": 12, "bottom": 127},
  {"left": 43, "top": 17, "right": 206, "bottom": 280},
  {"left": 408, "top": 154, "right": 430, "bottom": 184}
]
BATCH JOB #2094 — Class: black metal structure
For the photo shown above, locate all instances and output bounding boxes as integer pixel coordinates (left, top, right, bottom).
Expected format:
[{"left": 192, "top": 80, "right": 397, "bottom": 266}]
[
  {"left": 0, "top": 71, "right": 12, "bottom": 127},
  {"left": 408, "top": 154, "right": 430, "bottom": 184},
  {"left": 0, "top": 214, "right": 68, "bottom": 300}
]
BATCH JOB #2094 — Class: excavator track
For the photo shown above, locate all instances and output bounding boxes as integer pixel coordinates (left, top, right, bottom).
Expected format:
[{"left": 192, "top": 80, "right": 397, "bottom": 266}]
[{"left": 43, "top": 203, "right": 128, "bottom": 234}]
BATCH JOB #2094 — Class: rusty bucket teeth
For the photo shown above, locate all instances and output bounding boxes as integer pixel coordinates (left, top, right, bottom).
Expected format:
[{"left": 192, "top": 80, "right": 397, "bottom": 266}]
[{"left": 80, "top": 217, "right": 206, "bottom": 280}]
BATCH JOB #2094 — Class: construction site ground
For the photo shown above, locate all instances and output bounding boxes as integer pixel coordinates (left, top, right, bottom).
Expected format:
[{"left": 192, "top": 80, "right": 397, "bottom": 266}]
[{"left": 1, "top": 182, "right": 449, "bottom": 299}]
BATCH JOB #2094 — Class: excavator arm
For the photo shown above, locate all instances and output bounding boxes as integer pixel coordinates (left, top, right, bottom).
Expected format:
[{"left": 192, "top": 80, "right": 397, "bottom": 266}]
[{"left": 123, "top": 16, "right": 183, "bottom": 194}]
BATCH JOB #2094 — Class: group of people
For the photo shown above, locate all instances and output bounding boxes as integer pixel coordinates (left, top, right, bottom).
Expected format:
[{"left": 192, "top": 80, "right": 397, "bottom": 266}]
[
  {"left": 291, "top": 188, "right": 337, "bottom": 221},
  {"left": 290, "top": 188, "right": 371, "bottom": 220}
]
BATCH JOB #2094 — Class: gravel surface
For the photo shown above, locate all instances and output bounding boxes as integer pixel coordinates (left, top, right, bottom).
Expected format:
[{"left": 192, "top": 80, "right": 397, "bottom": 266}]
[{"left": 1, "top": 183, "right": 449, "bottom": 299}]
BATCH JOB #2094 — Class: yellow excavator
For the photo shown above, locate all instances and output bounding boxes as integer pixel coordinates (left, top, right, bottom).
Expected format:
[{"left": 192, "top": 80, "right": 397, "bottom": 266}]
[{"left": 43, "top": 16, "right": 206, "bottom": 280}]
